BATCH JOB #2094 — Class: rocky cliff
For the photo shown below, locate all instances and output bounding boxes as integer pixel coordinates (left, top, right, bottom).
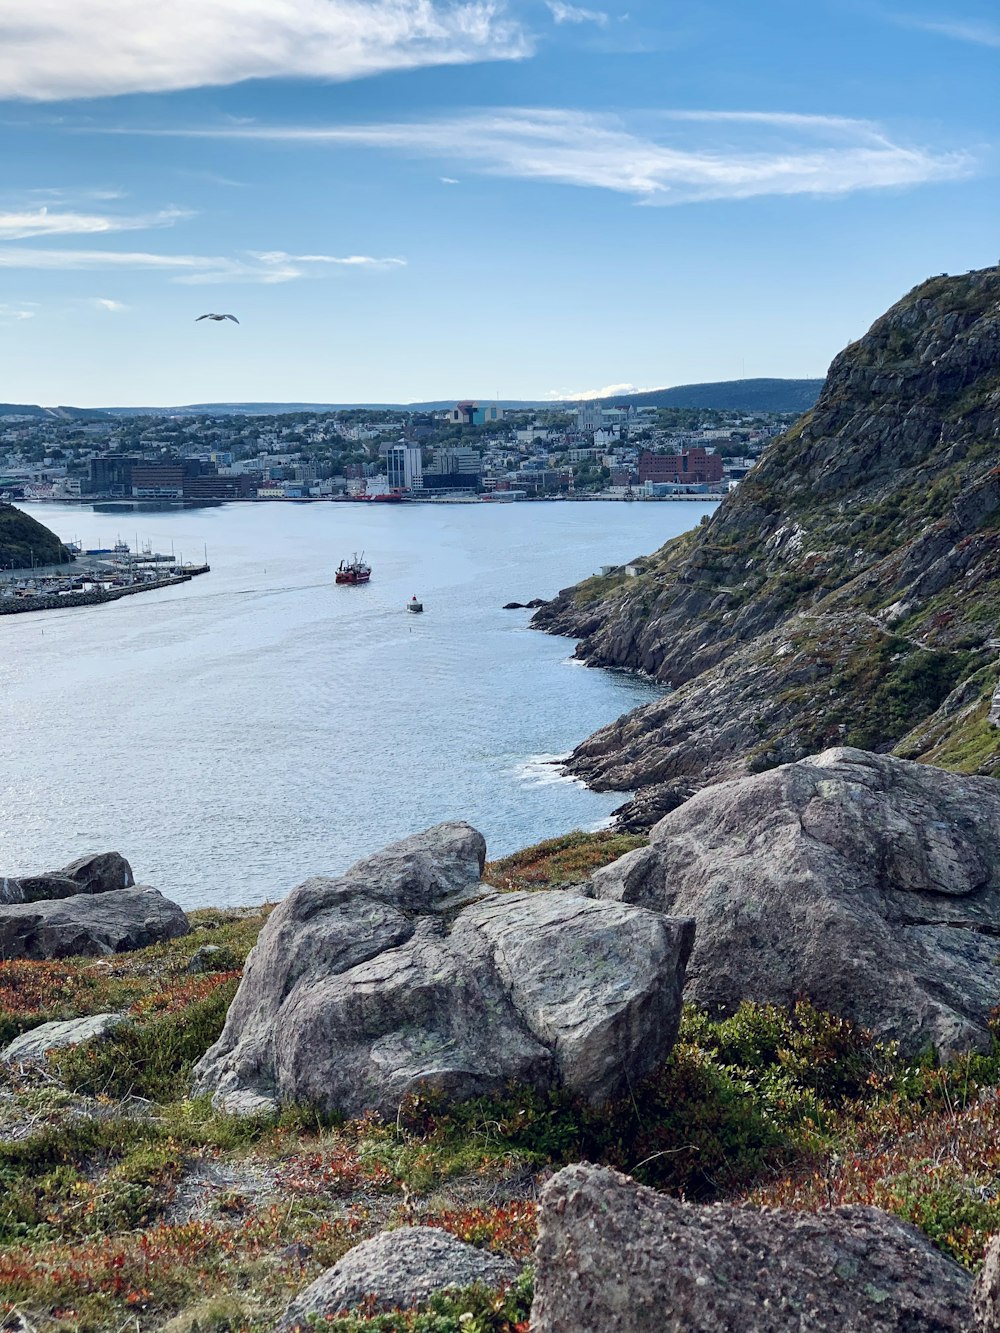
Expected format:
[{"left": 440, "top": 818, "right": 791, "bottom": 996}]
[
  {"left": 0, "top": 502, "right": 71, "bottom": 569},
  {"left": 534, "top": 267, "right": 1000, "bottom": 807}
]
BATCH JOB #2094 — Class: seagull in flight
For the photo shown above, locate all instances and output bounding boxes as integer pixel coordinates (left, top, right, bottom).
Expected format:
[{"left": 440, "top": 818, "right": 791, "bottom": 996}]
[{"left": 196, "top": 313, "right": 239, "bottom": 323}]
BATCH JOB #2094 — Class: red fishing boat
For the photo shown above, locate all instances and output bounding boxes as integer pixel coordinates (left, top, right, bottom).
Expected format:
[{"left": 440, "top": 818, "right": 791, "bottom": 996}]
[{"left": 335, "top": 553, "right": 371, "bottom": 585}]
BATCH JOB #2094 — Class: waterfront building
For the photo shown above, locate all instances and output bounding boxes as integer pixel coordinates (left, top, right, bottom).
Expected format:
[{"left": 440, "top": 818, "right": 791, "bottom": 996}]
[
  {"left": 385, "top": 442, "right": 423, "bottom": 491},
  {"left": 638, "top": 447, "right": 723, "bottom": 486}
]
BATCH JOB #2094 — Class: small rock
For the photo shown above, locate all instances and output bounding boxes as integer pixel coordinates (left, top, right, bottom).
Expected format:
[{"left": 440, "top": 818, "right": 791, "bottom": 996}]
[
  {"left": 276, "top": 1227, "right": 518, "bottom": 1327},
  {"left": 186, "top": 945, "right": 226, "bottom": 973},
  {"left": 1, "top": 1013, "right": 127, "bottom": 1065}
]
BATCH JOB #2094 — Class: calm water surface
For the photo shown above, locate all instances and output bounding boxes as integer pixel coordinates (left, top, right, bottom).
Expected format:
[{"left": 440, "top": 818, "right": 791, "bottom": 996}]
[{"left": 2, "top": 500, "right": 713, "bottom": 907}]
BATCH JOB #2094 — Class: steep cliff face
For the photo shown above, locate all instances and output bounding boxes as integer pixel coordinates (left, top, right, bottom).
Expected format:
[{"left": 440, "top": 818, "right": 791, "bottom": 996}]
[
  {"left": 534, "top": 267, "right": 1000, "bottom": 806},
  {"left": 0, "top": 504, "right": 71, "bottom": 570}
]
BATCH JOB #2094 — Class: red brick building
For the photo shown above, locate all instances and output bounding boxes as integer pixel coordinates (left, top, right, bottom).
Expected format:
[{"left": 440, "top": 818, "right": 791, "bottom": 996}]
[{"left": 638, "top": 447, "right": 723, "bottom": 486}]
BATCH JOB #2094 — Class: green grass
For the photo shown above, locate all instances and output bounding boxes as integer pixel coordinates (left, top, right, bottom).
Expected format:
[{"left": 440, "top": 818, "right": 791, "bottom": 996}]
[{"left": 483, "top": 829, "right": 647, "bottom": 892}]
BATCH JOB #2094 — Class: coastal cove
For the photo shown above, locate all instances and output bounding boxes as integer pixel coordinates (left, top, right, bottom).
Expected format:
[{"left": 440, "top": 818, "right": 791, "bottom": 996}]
[{"left": 0, "top": 499, "right": 714, "bottom": 908}]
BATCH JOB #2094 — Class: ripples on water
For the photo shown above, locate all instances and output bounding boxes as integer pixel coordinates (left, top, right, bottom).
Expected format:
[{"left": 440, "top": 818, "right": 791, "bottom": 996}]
[{"left": 1, "top": 500, "right": 714, "bottom": 907}]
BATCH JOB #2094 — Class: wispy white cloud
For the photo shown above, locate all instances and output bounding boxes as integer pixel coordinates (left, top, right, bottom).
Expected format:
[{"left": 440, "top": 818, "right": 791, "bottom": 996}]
[
  {"left": 0, "top": 0, "right": 530, "bottom": 101},
  {"left": 440, "top": 175, "right": 461, "bottom": 184},
  {"left": 0, "top": 303, "right": 36, "bottom": 321},
  {"left": 92, "top": 297, "right": 128, "bottom": 311},
  {"left": 546, "top": 2, "right": 609, "bottom": 25},
  {"left": 143, "top": 107, "right": 971, "bottom": 203},
  {"left": 0, "top": 205, "right": 191, "bottom": 240},
  {"left": 0, "top": 248, "right": 407, "bottom": 284},
  {"left": 889, "top": 12, "right": 1000, "bottom": 45},
  {"left": 543, "top": 381, "right": 656, "bottom": 400}
]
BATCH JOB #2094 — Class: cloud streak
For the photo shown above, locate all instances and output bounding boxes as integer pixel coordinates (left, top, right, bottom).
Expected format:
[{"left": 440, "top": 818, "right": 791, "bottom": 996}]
[
  {"left": 0, "top": 0, "right": 530, "bottom": 101},
  {"left": 544, "top": 381, "right": 657, "bottom": 400},
  {"left": 0, "top": 206, "right": 191, "bottom": 240},
  {"left": 141, "top": 107, "right": 971, "bottom": 203},
  {"left": 0, "top": 248, "right": 407, "bottom": 284},
  {"left": 890, "top": 13, "right": 1000, "bottom": 45},
  {"left": 546, "top": 2, "right": 609, "bottom": 25}
]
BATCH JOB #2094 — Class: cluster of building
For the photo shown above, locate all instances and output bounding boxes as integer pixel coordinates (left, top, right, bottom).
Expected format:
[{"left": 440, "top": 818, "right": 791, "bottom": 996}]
[{"left": 0, "top": 399, "right": 792, "bottom": 505}]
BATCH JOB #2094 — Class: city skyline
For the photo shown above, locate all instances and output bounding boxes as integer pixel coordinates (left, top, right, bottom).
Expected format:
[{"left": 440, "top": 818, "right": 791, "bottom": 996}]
[{"left": 0, "top": 0, "right": 996, "bottom": 405}]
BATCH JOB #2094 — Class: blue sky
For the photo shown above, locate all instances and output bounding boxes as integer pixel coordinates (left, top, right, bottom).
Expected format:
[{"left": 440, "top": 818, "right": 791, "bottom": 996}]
[{"left": 0, "top": 0, "right": 995, "bottom": 406}]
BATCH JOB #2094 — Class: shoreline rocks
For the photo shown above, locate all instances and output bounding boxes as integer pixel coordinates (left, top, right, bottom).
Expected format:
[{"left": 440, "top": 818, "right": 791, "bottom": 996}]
[
  {"left": 0, "top": 851, "right": 134, "bottom": 905},
  {"left": 0, "top": 887, "right": 190, "bottom": 960}
]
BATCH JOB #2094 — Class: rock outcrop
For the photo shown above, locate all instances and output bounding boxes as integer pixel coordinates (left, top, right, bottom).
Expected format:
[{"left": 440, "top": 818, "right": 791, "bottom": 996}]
[
  {"left": 1, "top": 1014, "right": 127, "bottom": 1065},
  {"left": 531, "top": 1163, "right": 974, "bottom": 1332},
  {"left": 0, "top": 886, "right": 189, "bottom": 960},
  {"left": 589, "top": 747, "right": 1000, "bottom": 1055},
  {"left": 533, "top": 267, "right": 1000, "bottom": 803},
  {"left": 193, "top": 822, "right": 694, "bottom": 1118},
  {"left": 276, "top": 1227, "right": 518, "bottom": 1327},
  {"left": 1, "top": 852, "right": 135, "bottom": 905}
]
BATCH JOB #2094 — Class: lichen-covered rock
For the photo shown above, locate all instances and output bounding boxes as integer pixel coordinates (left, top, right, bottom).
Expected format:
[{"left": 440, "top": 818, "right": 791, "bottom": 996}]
[
  {"left": 276, "top": 1227, "right": 518, "bottom": 1327},
  {"left": 531, "top": 1164, "right": 973, "bottom": 1332},
  {"left": 589, "top": 747, "right": 1000, "bottom": 1056},
  {"left": 193, "top": 822, "right": 693, "bottom": 1118},
  {"left": 0, "top": 885, "right": 189, "bottom": 959},
  {"left": 1, "top": 1014, "right": 127, "bottom": 1065},
  {"left": 0, "top": 852, "right": 134, "bottom": 905},
  {"left": 974, "top": 1234, "right": 1000, "bottom": 1333}
]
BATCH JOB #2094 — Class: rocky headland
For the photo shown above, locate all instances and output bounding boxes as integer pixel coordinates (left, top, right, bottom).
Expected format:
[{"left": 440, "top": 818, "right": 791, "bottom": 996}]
[{"left": 533, "top": 267, "right": 1000, "bottom": 816}]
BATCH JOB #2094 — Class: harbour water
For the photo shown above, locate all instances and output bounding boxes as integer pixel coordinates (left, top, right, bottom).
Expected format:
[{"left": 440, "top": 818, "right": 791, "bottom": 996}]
[{"left": 2, "top": 500, "right": 715, "bottom": 908}]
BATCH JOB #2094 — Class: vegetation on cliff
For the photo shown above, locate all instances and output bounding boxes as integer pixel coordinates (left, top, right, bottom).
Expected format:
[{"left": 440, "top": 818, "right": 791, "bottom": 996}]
[
  {"left": 3, "top": 833, "right": 1000, "bottom": 1331},
  {"left": 0, "top": 504, "right": 71, "bottom": 570},
  {"left": 533, "top": 267, "right": 1000, "bottom": 797}
]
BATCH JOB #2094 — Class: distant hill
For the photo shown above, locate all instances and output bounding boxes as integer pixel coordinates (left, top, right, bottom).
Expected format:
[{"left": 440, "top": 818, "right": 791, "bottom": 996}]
[
  {"left": 600, "top": 379, "right": 824, "bottom": 413},
  {"left": 1, "top": 379, "right": 823, "bottom": 418},
  {"left": 0, "top": 404, "right": 57, "bottom": 419},
  {"left": 0, "top": 504, "right": 72, "bottom": 570}
]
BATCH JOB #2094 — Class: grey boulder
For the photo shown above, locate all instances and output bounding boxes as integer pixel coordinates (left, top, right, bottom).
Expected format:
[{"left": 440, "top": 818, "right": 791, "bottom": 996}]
[
  {"left": 276, "top": 1226, "right": 518, "bottom": 1327},
  {"left": 194, "top": 822, "right": 693, "bottom": 1118},
  {"left": 0, "top": 885, "right": 189, "bottom": 960},
  {"left": 1, "top": 852, "right": 135, "bottom": 905},
  {"left": 531, "top": 1163, "right": 974, "bottom": 1332},
  {"left": 1, "top": 1013, "right": 127, "bottom": 1065},
  {"left": 590, "top": 747, "right": 1000, "bottom": 1055}
]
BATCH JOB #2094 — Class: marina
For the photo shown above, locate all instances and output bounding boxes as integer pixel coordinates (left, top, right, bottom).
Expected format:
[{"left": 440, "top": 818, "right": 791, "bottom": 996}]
[{"left": 0, "top": 538, "right": 210, "bottom": 614}]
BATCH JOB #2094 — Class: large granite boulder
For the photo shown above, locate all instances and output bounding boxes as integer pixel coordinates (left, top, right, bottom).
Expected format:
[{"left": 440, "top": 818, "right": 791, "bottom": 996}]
[
  {"left": 0, "top": 885, "right": 189, "bottom": 959},
  {"left": 589, "top": 747, "right": 1000, "bottom": 1055},
  {"left": 276, "top": 1227, "right": 518, "bottom": 1327},
  {"left": 193, "top": 822, "right": 694, "bottom": 1118},
  {"left": 1, "top": 1014, "right": 127, "bottom": 1065},
  {"left": 531, "top": 1163, "right": 974, "bottom": 1332},
  {"left": 0, "top": 852, "right": 134, "bottom": 905}
]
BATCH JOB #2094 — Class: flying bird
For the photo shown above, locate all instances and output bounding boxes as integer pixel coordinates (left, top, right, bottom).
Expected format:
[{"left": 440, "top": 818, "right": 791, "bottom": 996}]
[{"left": 196, "top": 313, "right": 239, "bottom": 323}]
